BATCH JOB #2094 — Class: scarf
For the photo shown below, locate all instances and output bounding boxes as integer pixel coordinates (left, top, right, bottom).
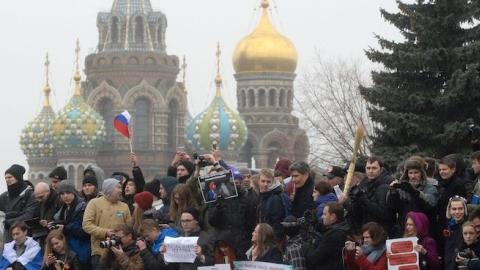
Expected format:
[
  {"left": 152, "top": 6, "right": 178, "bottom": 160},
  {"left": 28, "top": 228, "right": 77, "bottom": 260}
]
[
  {"left": 7, "top": 181, "right": 27, "bottom": 198},
  {"left": 361, "top": 243, "right": 386, "bottom": 263}
]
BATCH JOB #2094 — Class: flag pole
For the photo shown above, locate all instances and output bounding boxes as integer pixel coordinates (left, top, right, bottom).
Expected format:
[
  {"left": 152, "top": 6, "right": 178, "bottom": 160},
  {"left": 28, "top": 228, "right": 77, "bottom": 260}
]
[{"left": 128, "top": 125, "right": 133, "bottom": 154}]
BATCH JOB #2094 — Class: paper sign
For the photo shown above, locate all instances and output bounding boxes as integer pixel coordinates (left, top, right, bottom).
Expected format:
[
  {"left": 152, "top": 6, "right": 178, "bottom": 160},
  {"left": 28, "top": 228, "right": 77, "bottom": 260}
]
[
  {"left": 386, "top": 237, "right": 419, "bottom": 270},
  {"left": 198, "top": 265, "right": 231, "bottom": 270},
  {"left": 333, "top": 185, "right": 343, "bottom": 198},
  {"left": 198, "top": 170, "right": 238, "bottom": 203},
  {"left": 163, "top": 236, "right": 199, "bottom": 263},
  {"left": 233, "top": 261, "right": 292, "bottom": 270}
]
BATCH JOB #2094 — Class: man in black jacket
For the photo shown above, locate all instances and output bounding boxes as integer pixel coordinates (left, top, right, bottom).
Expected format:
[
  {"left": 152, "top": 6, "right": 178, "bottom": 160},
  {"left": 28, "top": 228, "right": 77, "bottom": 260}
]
[
  {"left": 303, "top": 202, "right": 350, "bottom": 270},
  {"left": 289, "top": 161, "right": 315, "bottom": 218},
  {"left": 344, "top": 156, "right": 394, "bottom": 234}
]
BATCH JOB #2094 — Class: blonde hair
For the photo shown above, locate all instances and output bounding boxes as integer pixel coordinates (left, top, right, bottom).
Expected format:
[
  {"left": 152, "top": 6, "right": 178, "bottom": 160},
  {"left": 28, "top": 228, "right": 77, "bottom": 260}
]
[
  {"left": 169, "top": 184, "right": 198, "bottom": 222},
  {"left": 254, "top": 223, "right": 277, "bottom": 257},
  {"left": 43, "top": 230, "right": 69, "bottom": 267},
  {"left": 132, "top": 203, "right": 145, "bottom": 233}
]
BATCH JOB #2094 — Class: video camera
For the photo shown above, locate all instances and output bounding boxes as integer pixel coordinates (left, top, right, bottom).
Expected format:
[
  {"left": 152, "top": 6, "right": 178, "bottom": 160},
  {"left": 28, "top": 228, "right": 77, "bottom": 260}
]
[{"left": 100, "top": 235, "right": 121, "bottom": 248}]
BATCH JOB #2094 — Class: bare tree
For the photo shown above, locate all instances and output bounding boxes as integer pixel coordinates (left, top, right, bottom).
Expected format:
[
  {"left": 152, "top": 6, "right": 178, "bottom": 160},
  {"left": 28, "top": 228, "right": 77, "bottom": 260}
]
[{"left": 295, "top": 54, "right": 375, "bottom": 167}]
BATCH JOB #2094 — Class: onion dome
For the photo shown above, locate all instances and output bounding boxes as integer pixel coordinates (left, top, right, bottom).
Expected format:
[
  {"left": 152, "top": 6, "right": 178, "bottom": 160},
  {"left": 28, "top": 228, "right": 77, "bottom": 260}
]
[
  {"left": 186, "top": 44, "right": 247, "bottom": 151},
  {"left": 20, "top": 53, "right": 56, "bottom": 158},
  {"left": 51, "top": 40, "right": 106, "bottom": 152},
  {"left": 232, "top": 0, "right": 298, "bottom": 73}
]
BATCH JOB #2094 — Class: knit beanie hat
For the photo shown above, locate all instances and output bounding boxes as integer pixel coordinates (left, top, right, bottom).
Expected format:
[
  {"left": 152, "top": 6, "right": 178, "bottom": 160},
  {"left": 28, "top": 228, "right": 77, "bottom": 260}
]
[
  {"left": 182, "top": 207, "right": 200, "bottom": 222},
  {"left": 82, "top": 176, "right": 98, "bottom": 188},
  {"left": 57, "top": 182, "right": 77, "bottom": 195},
  {"left": 177, "top": 161, "right": 195, "bottom": 176},
  {"left": 144, "top": 179, "right": 161, "bottom": 198},
  {"left": 274, "top": 159, "right": 292, "bottom": 178},
  {"left": 49, "top": 166, "right": 67, "bottom": 181},
  {"left": 102, "top": 178, "right": 120, "bottom": 196},
  {"left": 134, "top": 191, "right": 154, "bottom": 211},
  {"left": 158, "top": 176, "right": 178, "bottom": 197},
  {"left": 5, "top": 164, "right": 26, "bottom": 182}
]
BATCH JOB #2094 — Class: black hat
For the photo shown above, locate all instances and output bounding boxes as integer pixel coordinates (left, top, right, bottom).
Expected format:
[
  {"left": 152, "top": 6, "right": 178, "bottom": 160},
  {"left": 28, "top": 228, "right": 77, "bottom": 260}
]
[
  {"left": 49, "top": 166, "right": 67, "bottom": 181},
  {"left": 281, "top": 215, "right": 300, "bottom": 227},
  {"left": 326, "top": 166, "right": 346, "bottom": 179},
  {"left": 82, "top": 176, "right": 98, "bottom": 188},
  {"left": 144, "top": 179, "right": 161, "bottom": 197},
  {"left": 177, "top": 161, "right": 195, "bottom": 176},
  {"left": 57, "top": 182, "right": 78, "bottom": 195},
  {"left": 181, "top": 207, "right": 200, "bottom": 222},
  {"left": 5, "top": 164, "right": 26, "bottom": 182}
]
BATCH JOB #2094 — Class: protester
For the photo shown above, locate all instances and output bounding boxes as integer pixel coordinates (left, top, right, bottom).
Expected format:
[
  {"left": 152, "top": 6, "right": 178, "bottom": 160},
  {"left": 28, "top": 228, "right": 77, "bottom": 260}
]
[
  {"left": 246, "top": 223, "right": 283, "bottom": 264},
  {"left": 83, "top": 178, "right": 132, "bottom": 270},
  {"left": 444, "top": 196, "right": 468, "bottom": 270},
  {"left": 325, "top": 165, "right": 346, "bottom": 189},
  {"left": 303, "top": 202, "right": 350, "bottom": 270},
  {"left": 313, "top": 180, "right": 337, "bottom": 223},
  {"left": 403, "top": 212, "right": 440, "bottom": 270},
  {"left": 48, "top": 166, "right": 67, "bottom": 192},
  {"left": 0, "top": 164, "right": 39, "bottom": 242},
  {"left": 455, "top": 221, "right": 480, "bottom": 269},
  {"left": 176, "top": 161, "right": 195, "bottom": 184},
  {"left": 137, "top": 219, "right": 177, "bottom": 269},
  {"left": 281, "top": 216, "right": 306, "bottom": 270},
  {"left": 468, "top": 151, "right": 480, "bottom": 210},
  {"left": 144, "top": 179, "right": 162, "bottom": 210},
  {"left": 100, "top": 224, "right": 143, "bottom": 270},
  {"left": 132, "top": 191, "right": 154, "bottom": 232},
  {"left": 0, "top": 221, "right": 43, "bottom": 270},
  {"left": 34, "top": 182, "right": 62, "bottom": 245},
  {"left": 289, "top": 162, "right": 315, "bottom": 218},
  {"left": 41, "top": 230, "right": 80, "bottom": 270},
  {"left": 83, "top": 165, "right": 105, "bottom": 193},
  {"left": 210, "top": 232, "right": 245, "bottom": 269},
  {"left": 54, "top": 183, "right": 91, "bottom": 268},
  {"left": 157, "top": 176, "right": 178, "bottom": 218},
  {"left": 81, "top": 176, "right": 99, "bottom": 204},
  {"left": 344, "top": 222, "right": 387, "bottom": 270},
  {"left": 169, "top": 184, "right": 199, "bottom": 228}
]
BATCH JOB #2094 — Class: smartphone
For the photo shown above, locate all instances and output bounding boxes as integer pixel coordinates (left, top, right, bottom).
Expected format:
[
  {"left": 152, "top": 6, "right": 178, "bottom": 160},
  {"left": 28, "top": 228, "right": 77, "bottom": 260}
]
[{"left": 176, "top": 146, "right": 185, "bottom": 152}]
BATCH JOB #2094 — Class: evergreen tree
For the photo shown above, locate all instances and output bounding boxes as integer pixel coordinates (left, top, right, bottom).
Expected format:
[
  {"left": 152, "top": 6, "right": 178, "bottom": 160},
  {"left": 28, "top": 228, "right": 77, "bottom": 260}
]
[{"left": 361, "top": 0, "right": 480, "bottom": 166}]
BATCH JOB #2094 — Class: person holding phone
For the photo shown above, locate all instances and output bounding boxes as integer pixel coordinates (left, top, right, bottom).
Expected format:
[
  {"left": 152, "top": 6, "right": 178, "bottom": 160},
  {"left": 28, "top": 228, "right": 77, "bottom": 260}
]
[{"left": 42, "top": 230, "right": 80, "bottom": 270}]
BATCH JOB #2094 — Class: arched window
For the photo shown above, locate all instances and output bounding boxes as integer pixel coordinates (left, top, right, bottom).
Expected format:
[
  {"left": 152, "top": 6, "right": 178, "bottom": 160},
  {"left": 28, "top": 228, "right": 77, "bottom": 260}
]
[
  {"left": 38, "top": 174, "right": 44, "bottom": 180},
  {"left": 135, "top": 17, "right": 144, "bottom": 43},
  {"left": 111, "top": 17, "right": 119, "bottom": 44},
  {"left": 248, "top": 89, "right": 255, "bottom": 108},
  {"left": 157, "top": 25, "right": 163, "bottom": 46},
  {"left": 279, "top": 89, "right": 286, "bottom": 107},
  {"left": 241, "top": 90, "right": 247, "bottom": 108},
  {"left": 98, "top": 98, "right": 114, "bottom": 146},
  {"left": 134, "top": 98, "right": 151, "bottom": 149},
  {"left": 68, "top": 165, "right": 75, "bottom": 183},
  {"left": 258, "top": 89, "right": 266, "bottom": 107},
  {"left": 287, "top": 90, "right": 293, "bottom": 108},
  {"left": 168, "top": 99, "right": 179, "bottom": 149},
  {"left": 268, "top": 89, "right": 276, "bottom": 107},
  {"left": 267, "top": 141, "right": 282, "bottom": 168}
]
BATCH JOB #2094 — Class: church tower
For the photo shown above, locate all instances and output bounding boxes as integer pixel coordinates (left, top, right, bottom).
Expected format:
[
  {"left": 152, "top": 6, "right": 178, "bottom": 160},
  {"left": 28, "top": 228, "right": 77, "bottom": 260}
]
[
  {"left": 84, "top": 0, "right": 189, "bottom": 178},
  {"left": 233, "top": 0, "right": 310, "bottom": 168}
]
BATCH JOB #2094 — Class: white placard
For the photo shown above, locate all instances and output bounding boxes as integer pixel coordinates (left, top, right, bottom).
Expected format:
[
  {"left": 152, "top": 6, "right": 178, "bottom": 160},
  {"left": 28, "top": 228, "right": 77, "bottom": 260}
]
[
  {"left": 233, "top": 261, "right": 292, "bottom": 270},
  {"left": 163, "top": 236, "right": 199, "bottom": 263},
  {"left": 386, "top": 237, "right": 419, "bottom": 270}
]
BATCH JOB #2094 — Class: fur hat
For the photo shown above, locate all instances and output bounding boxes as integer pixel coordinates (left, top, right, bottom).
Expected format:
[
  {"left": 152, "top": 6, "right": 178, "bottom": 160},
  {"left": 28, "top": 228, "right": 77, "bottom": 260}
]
[
  {"left": 400, "top": 159, "right": 427, "bottom": 183},
  {"left": 134, "top": 191, "right": 154, "bottom": 211},
  {"left": 48, "top": 166, "right": 67, "bottom": 181},
  {"left": 5, "top": 164, "right": 26, "bottom": 182},
  {"left": 57, "top": 182, "right": 77, "bottom": 195}
]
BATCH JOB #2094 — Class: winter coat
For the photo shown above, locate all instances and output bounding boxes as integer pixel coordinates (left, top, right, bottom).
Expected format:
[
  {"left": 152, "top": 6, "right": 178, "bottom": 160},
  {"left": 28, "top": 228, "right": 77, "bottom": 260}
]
[
  {"left": 292, "top": 175, "right": 316, "bottom": 218},
  {"left": 344, "top": 249, "right": 387, "bottom": 270},
  {"left": 54, "top": 197, "right": 90, "bottom": 264},
  {"left": 175, "top": 229, "right": 214, "bottom": 270},
  {"left": 41, "top": 250, "right": 80, "bottom": 270},
  {"left": 122, "top": 166, "right": 146, "bottom": 213},
  {"left": 303, "top": 220, "right": 351, "bottom": 270},
  {"left": 444, "top": 219, "right": 465, "bottom": 270},
  {"left": 247, "top": 246, "right": 284, "bottom": 264},
  {"left": 315, "top": 193, "right": 337, "bottom": 222},
  {"left": 257, "top": 183, "right": 288, "bottom": 238},
  {"left": 82, "top": 196, "right": 132, "bottom": 256},
  {"left": 437, "top": 175, "right": 467, "bottom": 226},
  {"left": 0, "top": 237, "right": 43, "bottom": 270},
  {"left": 140, "top": 228, "right": 178, "bottom": 269},
  {"left": 406, "top": 212, "right": 440, "bottom": 270},
  {"left": 208, "top": 188, "right": 256, "bottom": 255},
  {"left": 39, "top": 189, "right": 62, "bottom": 222},
  {"left": 344, "top": 169, "right": 393, "bottom": 234},
  {"left": 0, "top": 183, "right": 39, "bottom": 242},
  {"left": 100, "top": 242, "right": 144, "bottom": 270}
]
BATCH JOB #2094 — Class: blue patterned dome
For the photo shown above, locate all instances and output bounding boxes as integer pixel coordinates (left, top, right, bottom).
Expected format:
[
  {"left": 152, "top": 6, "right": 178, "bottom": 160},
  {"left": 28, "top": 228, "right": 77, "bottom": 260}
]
[
  {"left": 186, "top": 45, "right": 247, "bottom": 151},
  {"left": 20, "top": 55, "right": 56, "bottom": 158},
  {"left": 51, "top": 46, "right": 106, "bottom": 151}
]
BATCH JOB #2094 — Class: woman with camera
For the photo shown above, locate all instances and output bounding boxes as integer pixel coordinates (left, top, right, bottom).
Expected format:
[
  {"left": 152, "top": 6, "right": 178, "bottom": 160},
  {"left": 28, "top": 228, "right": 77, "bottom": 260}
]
[
  {"left": 455, "top": 221, "right": 480, "bottom": 270},
  {"left": 403, "top": 211, "right": 440, "bottom": 270},
  {"left": 42, "top": 230, "right": 80, "bottom": 270},
  {"left": 344, "top": 222, "right": 387, "bottom": 270}
]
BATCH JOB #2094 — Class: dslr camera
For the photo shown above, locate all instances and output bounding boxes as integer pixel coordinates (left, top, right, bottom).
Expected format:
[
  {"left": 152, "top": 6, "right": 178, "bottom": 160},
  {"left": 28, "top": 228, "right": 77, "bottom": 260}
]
[
  {"left": 100, "top": 235, "right": 121, "bottom": 248},
  {"left": 458, "top": 249, "right": 474, "bottom": 259},
  {"left": 193, "top": 152, "right": 210, "bottom": 168}
]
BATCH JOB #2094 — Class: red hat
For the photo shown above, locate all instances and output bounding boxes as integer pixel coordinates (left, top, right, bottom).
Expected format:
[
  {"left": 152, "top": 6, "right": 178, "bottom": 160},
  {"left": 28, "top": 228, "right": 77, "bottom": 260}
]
[
  {"left": 134, "top": 191, "right": 154, "bottom": 211},
  {"left": 275, "top": 159, "right": 292, "bottom": 178}
]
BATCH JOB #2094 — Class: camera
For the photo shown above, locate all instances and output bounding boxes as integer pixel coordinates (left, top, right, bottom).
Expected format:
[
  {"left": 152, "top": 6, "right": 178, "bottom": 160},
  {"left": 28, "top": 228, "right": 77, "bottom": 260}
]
[
  {"left": 458, "top": 250, "right": 473, "bottom": 259},
  {"left": 100, "top": 236, "right": 121, "bottom": 248},
  {"left": 193, "top": 152, "right": 210, "bottom": 168}
]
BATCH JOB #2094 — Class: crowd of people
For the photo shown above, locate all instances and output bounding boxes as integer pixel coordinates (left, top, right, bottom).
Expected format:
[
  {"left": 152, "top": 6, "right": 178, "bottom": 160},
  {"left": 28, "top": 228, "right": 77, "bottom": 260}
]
[{"left": 1, "top": 149, "right": 480, "bottom": 270}]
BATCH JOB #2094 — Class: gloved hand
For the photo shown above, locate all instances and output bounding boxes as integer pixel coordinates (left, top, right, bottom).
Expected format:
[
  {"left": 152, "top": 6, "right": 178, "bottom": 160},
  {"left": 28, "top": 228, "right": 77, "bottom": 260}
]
[{"left": 399, "top": 182, "right": 419, "bottom": 196}]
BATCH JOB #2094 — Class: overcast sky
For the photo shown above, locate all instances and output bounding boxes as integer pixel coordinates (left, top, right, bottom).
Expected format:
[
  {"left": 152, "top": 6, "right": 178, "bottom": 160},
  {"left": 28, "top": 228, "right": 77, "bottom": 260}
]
[{"left": 0, "top": 0, "right": 402, "bottom": 192}]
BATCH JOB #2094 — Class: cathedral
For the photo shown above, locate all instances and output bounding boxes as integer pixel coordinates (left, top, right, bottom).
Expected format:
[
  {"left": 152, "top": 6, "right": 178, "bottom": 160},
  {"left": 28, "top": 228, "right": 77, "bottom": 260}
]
[{"left": 20, "top": 0, "right": 309, "bottom": 187}]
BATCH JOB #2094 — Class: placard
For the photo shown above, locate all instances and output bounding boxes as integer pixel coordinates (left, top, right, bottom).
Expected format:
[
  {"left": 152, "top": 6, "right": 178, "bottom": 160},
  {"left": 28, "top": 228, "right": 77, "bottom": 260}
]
[
  {"left": 386, "top": 237, "right": 419, "bottom": 270},
  {"left": 198, "top": 170, "right": 238, "bottom": 203},
  {"left": 233, "top": 261, "right": 292, "bottom": 270},
  {"left": 163, "top": 236, "right": 199, "bottom": 263}
]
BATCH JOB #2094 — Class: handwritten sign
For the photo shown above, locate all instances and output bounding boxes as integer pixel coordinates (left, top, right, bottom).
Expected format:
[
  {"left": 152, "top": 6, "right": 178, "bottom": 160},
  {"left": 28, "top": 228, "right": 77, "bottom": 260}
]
[
  {"left": 233, "top": 261, "right": 292, "bottom": 270},
  {"left": 386, "top": 237, "right": 419, "bottom": 270},
  {"left": 163, "top": 236, "right": 199, "bottom": 263}
]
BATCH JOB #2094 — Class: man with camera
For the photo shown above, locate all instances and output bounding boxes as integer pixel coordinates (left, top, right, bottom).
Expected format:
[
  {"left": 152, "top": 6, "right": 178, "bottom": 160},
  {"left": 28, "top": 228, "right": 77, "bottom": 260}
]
[
  {"left": 100, "top": 224, "right": 143, "bottom": 270},
  {"left": 136, "top": 219, "right": 177, "bottom": 269}
]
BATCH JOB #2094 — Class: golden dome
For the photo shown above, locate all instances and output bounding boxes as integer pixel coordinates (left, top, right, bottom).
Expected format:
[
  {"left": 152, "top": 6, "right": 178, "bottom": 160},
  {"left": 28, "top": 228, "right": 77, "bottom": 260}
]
[{"left": 233, "top": 0, "right": 298, "bottom": 73}]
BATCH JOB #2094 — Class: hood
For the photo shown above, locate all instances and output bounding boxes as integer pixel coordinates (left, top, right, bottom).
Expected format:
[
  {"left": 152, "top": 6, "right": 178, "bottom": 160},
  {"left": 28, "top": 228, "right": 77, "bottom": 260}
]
[
  {"left": 159, "top": 176, "right": 178, "bottom": 197},
  {"left": 316, "top": 193, "right": 337, "bottom": 205},
  {"left": 406, "top": 211, "right": 430, "bottom": 239},
  {"left": 84, "top": 165, "right": 105, "bottom": 188},
  {"left": 268, "top": 181, "right": 282, "bottom": 192}
]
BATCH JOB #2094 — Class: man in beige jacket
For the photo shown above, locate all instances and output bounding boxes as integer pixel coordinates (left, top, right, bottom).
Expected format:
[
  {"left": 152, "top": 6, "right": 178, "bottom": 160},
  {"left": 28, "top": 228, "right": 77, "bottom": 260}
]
[{"left": 83, "top": 178, "right": 132, "bottom": 270}]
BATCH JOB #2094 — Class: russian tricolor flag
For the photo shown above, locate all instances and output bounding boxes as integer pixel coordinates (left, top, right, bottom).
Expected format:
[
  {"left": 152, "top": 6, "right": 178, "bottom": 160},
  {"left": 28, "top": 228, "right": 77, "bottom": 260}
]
[{"left": 113, "top": 110, "right": 131, "bottom": 138}]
